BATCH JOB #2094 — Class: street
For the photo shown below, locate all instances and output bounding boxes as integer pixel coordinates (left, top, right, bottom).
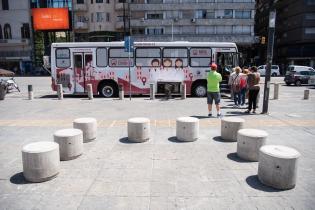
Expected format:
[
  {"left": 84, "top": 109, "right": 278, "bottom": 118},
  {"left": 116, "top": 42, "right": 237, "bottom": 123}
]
[{"left": 0, "top": 76, "right": 315, "bottom": 209}]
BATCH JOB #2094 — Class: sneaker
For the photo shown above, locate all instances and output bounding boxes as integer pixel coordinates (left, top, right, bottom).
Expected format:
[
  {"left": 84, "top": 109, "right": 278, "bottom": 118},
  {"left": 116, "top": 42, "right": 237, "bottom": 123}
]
[
  {"left": 208, "top": 113, "right": 212, "bottom": 117},
  {"left": 217, "top": 113, "right": 222, "bottom": 118},
  {"left": 252, "top": 110, "right": 256, "bottom": 114},
  {"left": 244, "top": 110, "right": 250, "bottom": 114}
]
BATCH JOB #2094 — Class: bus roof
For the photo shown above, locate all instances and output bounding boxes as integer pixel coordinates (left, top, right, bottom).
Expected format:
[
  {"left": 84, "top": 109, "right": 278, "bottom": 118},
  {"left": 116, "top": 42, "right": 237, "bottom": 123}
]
[{"left": 51, "top": 41, "right": 237, "bottom": 48}]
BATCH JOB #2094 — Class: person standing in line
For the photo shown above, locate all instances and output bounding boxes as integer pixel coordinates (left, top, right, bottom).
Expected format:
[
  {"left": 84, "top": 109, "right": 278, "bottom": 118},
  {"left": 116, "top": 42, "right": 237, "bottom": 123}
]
[
  {"left": 240, "top": 68, "right": 249, "bottom": 107},
  {"left": 245, "top": 66, "right": 260, "bottom": 114},
  {"left": 231, "top": 67, "right": 242, "bottom": 107},
  {"left": 228, "top": 68, "right": 236, "bottom": 100},
  {"left": 207, "top": 63, "right": 222, "bottom": 117}
]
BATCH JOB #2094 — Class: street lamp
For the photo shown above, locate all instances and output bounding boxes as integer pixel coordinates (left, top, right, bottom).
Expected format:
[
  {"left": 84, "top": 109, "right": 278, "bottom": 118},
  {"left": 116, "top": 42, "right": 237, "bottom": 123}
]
[{"left": 262, "top": 3, "right": 276, "bottom": 114}]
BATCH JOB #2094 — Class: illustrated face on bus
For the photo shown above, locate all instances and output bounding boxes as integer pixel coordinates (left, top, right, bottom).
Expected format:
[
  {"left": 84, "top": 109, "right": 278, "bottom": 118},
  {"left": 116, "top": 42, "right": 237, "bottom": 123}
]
[
  {"left": 163, "top": 58, "right": 172, "bottom": 68},
  {"left": 151, "top": 59, "right": 160, "bottom": 67},
  {"left": 175, "top": 58, "right": 183, "bottom": 69}
]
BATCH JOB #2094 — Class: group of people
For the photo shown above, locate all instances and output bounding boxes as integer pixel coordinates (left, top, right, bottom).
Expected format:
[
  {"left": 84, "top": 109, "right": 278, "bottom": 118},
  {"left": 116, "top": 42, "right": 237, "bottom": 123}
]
[{"left": 206, "top": 63, "right": 261, "bottom": 117}]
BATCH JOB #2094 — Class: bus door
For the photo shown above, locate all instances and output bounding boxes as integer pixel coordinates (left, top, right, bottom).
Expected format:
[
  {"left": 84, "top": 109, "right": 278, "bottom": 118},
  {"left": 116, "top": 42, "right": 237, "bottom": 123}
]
[{"left": 73, "top": 53, "right": 93, "bottom": 93}]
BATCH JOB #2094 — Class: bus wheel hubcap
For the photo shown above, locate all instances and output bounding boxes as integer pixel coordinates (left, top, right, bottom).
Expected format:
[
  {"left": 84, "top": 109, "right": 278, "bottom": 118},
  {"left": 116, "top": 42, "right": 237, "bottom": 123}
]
[
  {"left": 102, "top": 86, "right": 113, "bottom": 97},
  {"left": 196, "top": 86, "right": 206, "bottom": 97}
]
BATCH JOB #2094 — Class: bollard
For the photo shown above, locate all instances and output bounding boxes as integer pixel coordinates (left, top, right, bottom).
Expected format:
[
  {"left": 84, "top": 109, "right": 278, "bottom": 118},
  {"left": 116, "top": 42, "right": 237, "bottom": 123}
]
[
  {"left": 87, "top": 84, "right": 93, "bottom": 100},
  {"left": 181, "top": 83, "right": 186, "bottom": 100},
  {"left": 28, "top": 85, "right": 34, "bottom": 100},
  {"left": 57, "top": 84, "right": 63, "bottom": 100},
  {"left": 304, "top": 89, "right": 310, "bottom": 100},
  {"left": 150, "top": 83, "right": 155, "bottom": 100},
  {"left": 274, "top": 83, "right": 279, "bottom": 100},
  {"left": 119, "top": 84, "right": 124, "bottom": 100}
]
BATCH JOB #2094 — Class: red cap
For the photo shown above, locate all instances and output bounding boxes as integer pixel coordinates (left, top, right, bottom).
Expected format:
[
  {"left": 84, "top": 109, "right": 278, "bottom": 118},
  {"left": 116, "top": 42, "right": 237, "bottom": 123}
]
[{"left": 210, "top": 63, "right": 217, "bottom": 69}]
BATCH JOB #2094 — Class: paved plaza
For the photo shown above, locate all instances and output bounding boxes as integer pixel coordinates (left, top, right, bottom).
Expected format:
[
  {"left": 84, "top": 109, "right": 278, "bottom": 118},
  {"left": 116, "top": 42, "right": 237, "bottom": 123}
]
[{"left": 0, "top": 77, "right": 315, "bottom": 210}]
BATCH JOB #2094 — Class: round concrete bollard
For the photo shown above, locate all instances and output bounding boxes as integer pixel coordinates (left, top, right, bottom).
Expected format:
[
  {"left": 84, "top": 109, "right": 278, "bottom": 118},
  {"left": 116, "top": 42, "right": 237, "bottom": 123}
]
[
  {"left": 258, "top": 145, "right": 301, "bottom": 190},
  {"left": 127, "top": 117, "right": 150, "bottom": 143},
  {"left": 221, "top": 117, "right": 245, "bottom": 142},
  {"left": 237, "top": 129, "right": 268, "bottom": 161},
  {"left": 54, "top": 128, "right": 83, "bottom": 161},
  {"left": 73, "top": 118, "right": 97, "bottom": 143},
  {"left": 22, "top": 141, "right": 60, "bottom": 183},
  {"left": 176, "top": 117, "right": 199, "bottom": 142}
]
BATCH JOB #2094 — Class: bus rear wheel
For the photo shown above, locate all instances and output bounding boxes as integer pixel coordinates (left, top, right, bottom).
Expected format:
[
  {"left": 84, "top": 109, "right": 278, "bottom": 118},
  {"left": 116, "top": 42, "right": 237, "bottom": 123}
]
[
  {"left": 98, "top": 82, "right": 118, "bottom": 98},
  {"left": 192, "top": 82, "right": 207, "bottom": 97}
]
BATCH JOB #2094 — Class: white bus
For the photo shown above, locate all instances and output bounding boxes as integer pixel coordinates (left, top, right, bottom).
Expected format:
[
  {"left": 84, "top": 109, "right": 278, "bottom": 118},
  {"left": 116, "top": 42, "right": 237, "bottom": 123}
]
[{"left": 51, "top": 41, "right": 238, "bottom": 97}]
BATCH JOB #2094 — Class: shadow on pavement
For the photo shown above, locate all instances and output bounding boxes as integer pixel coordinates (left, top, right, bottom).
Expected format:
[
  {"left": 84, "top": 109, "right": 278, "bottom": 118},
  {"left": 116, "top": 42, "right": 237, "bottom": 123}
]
[
  {"left": 246, "top": 175, "right": 283, "bottom": 192},
  {"left": 227, "top": 152, "right": 254, "bottom": 163},
  {"left": 168, "top": 136, "right": 192, "bottom": 143},
  {"left": 190, "top": 115, "right": 209, "bottom": 119},
  {"left": 224, "top": 111, "right": 249, "bottom": 117},
  {"left": 119, "top": 137, "right": 148, "bottom": 144},
  {"left": 10, "top": 172, "right": 29, "bottom": 185},
  {"left": 212, "top": 136, "right": 235, "bottom": 143}
]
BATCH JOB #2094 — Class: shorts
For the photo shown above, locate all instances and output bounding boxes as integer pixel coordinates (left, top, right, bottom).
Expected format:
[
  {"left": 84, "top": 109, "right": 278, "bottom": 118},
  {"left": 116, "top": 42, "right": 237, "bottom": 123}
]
[{"left": 207, "top": 92, "right": 221, "bottom": 105}]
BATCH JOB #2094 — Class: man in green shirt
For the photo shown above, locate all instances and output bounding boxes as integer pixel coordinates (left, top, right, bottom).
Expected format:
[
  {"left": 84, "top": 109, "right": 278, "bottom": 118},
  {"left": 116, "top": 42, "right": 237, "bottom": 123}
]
[{"left": 207, "top": 63, "right": 222, "bottom": 117}]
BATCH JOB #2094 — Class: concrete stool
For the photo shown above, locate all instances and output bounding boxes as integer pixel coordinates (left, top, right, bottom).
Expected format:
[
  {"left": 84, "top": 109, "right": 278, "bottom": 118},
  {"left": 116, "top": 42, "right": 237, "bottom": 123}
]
[
  {"left": 176, "top": 117, "right": 199, "bottom": 142},
  {"left": 221, "top": 117, "right": 245, "bottom": 142},
  {"left": 73, "top": 118, "right": 97, "bottom": 143},
  {"left": 54, "top": 128, "right": 83, "bottom": 161},
  {"left": 258, "top": 145, "right": 301, "bottom": 190},
  {"left": 237, "top": 129, "right": 268, "bottom": 161},
  {"left": 127, "top": 117, "right": 150, "bottom": 143},
  {"left": 22, "top": 141, "right": 60, "bottom": 183}
]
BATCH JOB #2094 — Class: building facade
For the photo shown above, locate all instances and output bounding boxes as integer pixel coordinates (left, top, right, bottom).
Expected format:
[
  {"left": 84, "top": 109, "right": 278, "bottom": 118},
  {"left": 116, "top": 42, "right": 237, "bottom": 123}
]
[
  {"left": 255, "top": 0, "right": 315, "bottom": 70},
  {"left": 0, "top": 0, "right": 33, "bottom": 75}
]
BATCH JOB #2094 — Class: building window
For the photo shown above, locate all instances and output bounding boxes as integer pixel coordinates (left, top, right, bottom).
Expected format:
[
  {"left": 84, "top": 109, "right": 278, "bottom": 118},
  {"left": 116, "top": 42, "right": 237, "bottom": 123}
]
[
  {"left": 0, "top": 25, "right": 3, "bottom": 39},
  {"left": 233, "top": 25, "right": 251, "bottom": 34},
  {"left": 235, "top": 10, "right": 251, "bottom": 19},
  {"left": 96, "top": 12, "right": 104, "bottom": 22},
  {"left": 91, "top": 0, "right": 93, "bottom": 3},
  {"left": 21, "top": 23, "right": 30, "bottom": 39},
  {"left": 195, "top": 10, "right": 214, "bottom": 19},
  {"left": 147, "top": 13, "right": 163, "bottom": 19},
  {"left": 146, "top": 28, "right": 164, "bottom": 35},
  {"left": 305, "top": 27, "right": 315, "bottom": 34},
  {"left": 217, "top": 0, "right": 232, "bottom": 2},
  {"left": 196, "top": 26, "right": 215, "bottom": 34},
  {"left": 91, "top": 13, "right": 94, "bottom": 22},
  {"left": 216, "top": 26, "right": 232, "bottom": 34},
  {"left": 2, "top": 0, "right": 9, "bottom": 10},
  {"left": 96, "top": 0, "right": 103, "bottom": 3},
  {"left": 147, "top": 0, "right": 163, "bottom": 3},
  {"left": 223, "top": 10, "right": 233, "bottom": 18},
  {"left": 106, "top": 13, "right": 110, "bottom": 22},
  {"left": 106, "top": 0, "right": 110, "bottom": 3},
  {"left": 4, "top": 23, "right": 12, "bottom": 39},
  {"left": 77, "top": 0, "right": 84, "bottom": 4}
]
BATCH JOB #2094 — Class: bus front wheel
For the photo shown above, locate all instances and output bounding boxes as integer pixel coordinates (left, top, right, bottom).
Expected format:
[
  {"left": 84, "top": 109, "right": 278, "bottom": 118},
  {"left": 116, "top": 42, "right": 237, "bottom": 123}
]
[
  {"left": 192, "top": 82, "right": 207, "bottom": 97},
  {"left": 98, "top": 82, "right": 118, "bottom": 98}
]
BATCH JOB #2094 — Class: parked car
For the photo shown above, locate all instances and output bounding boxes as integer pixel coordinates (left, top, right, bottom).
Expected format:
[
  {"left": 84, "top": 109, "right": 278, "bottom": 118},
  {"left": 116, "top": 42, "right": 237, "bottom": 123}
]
[
  {"left": 257, "top": 65, "right": 280, "bottom": 76},
  {"left": 284, "top": 65, "right": 315, "bottom": 86},
  {"left": 309, "top": 74, "right": 315, "bottom": 86}
]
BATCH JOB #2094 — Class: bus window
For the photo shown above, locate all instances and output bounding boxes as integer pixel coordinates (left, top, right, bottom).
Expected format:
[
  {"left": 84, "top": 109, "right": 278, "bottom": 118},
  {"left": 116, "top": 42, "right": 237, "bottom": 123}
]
[
  {"left": 190, "top": 48, "right": 211, "bottom": 67},
  {"left": 162, "top": 48, "right": 188, "bottom": 68},
  {"left": 109, "top": 48, "right": 134, "bottom": 67},
  {"left": 56, "top": 48, "right": 70, "bottom": 68},
  {"left": 135, "top": 47, "right": 161, "bottom": 67},
  {"left": 96, "top": 48, "right": 107, "bottom": 67}
]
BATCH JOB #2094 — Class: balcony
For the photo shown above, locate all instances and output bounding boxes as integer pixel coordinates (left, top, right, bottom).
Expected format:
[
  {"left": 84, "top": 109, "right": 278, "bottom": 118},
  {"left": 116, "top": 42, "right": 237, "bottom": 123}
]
[
  {"left": 74, "top": 22, "right": 89, "bottom": 30},
  {"left": 0, "top": 39, "right": 30, "bottom": 47},
  {"left": 74, "top": 3, "right": 87, "bottom": 11}
]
